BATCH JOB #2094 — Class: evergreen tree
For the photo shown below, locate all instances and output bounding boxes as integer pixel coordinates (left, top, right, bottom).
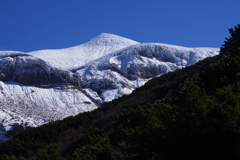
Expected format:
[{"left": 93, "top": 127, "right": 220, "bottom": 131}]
[{"left": 220, "top": 24, "right": 240, "bottom": 55}]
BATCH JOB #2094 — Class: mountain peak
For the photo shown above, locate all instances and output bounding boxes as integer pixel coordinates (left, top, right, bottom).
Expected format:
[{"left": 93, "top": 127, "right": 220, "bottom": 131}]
[
  {"left": 86, "top": 33, "right": 139, "bottom": 46},
  {"left": 96, "top": 33, "right": 118, "bottom": 38}
]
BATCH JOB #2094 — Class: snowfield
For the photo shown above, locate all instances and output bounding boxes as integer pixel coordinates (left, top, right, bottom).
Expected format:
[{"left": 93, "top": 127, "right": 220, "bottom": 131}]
[{"left": 0, "top": 33, "right": 219, "bottom": 142}]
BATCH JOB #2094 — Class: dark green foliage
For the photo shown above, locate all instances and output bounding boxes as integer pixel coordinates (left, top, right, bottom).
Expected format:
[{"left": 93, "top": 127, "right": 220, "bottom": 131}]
[
  {"left": 1, "top": 24, "right": 240, "bottom": 159},
  {"left": 0, "top": 154, "right": 26, "bottom": 160},
  {"left": 220, "top": 24, "right": 240, "bottom": 56},
  {"left": 36, "top": 145, "right": 65, "bottom": 160}
]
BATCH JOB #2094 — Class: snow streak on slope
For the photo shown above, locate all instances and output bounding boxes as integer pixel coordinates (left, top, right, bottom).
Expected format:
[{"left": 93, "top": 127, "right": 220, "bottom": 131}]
[{"left": 27, "top": 33, "right": 139, "bottom": 70}]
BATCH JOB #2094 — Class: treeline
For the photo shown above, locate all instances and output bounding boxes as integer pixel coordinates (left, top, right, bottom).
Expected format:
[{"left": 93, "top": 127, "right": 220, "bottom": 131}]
[{"left": 0, "top": 24, "right": 240, "bottom": 160}]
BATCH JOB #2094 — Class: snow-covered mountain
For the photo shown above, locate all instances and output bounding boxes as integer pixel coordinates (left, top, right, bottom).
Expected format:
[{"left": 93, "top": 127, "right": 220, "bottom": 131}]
[{"left": 0, "top": 33, "right": 219, "bottom": 142}]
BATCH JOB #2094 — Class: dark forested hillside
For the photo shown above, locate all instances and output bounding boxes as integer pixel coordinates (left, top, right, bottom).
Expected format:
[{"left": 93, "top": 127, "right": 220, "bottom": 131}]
[{"left": 1, "top": 24, "right": 240, "bottom": 160}]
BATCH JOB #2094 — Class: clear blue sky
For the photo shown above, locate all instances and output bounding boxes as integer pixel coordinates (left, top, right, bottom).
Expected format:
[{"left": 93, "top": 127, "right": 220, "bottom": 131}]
[{"left": 0, "top": 0, "right": 239, "bottom": 52}]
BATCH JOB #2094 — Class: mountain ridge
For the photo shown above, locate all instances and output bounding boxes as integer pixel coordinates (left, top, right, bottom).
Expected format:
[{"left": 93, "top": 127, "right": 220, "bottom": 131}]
[{"left": 26, "top": 33, "right": 139, "bottom": 70}]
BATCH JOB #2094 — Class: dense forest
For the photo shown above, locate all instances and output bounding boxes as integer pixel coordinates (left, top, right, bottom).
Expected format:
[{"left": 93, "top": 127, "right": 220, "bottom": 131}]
[{"left": 0, "top": 24, "right": 240, "bottom": 160}]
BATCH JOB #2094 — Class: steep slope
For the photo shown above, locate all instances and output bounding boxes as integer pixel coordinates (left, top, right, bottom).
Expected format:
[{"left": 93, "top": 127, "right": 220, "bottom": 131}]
[{"left": 27, "top": 33, "right": 139, "bottom": 70}]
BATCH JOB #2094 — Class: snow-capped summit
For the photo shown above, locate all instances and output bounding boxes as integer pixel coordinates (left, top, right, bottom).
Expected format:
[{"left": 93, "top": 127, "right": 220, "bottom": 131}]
[
  {"left": 85, "top": 33, "right": 139, "bottom": 46},
  {"left": 27, "top": 33, "right": 139, "bottom": 70}
]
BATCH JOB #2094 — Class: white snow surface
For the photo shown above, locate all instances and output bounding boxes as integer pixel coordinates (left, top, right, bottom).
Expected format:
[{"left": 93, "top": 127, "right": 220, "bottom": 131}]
[
  {"left": 0, "top": 81, "right": 97, "bottom": 142},
  {"left": 0, "top": 33, "right": 219, "bottom": 142},
  {"left": 27, "top": 33, "right": 139, "bottom": 70}
]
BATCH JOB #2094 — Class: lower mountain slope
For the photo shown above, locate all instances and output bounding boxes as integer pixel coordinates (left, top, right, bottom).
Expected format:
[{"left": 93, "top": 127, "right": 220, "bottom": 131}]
[{"left": 0, "top": 25, "right": 239, "bottom": 160}]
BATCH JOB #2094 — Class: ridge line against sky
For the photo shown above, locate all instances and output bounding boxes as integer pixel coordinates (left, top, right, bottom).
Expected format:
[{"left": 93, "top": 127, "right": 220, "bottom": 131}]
[{"left": 0, "top": 0, "right": 239, "bottom": 52}]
